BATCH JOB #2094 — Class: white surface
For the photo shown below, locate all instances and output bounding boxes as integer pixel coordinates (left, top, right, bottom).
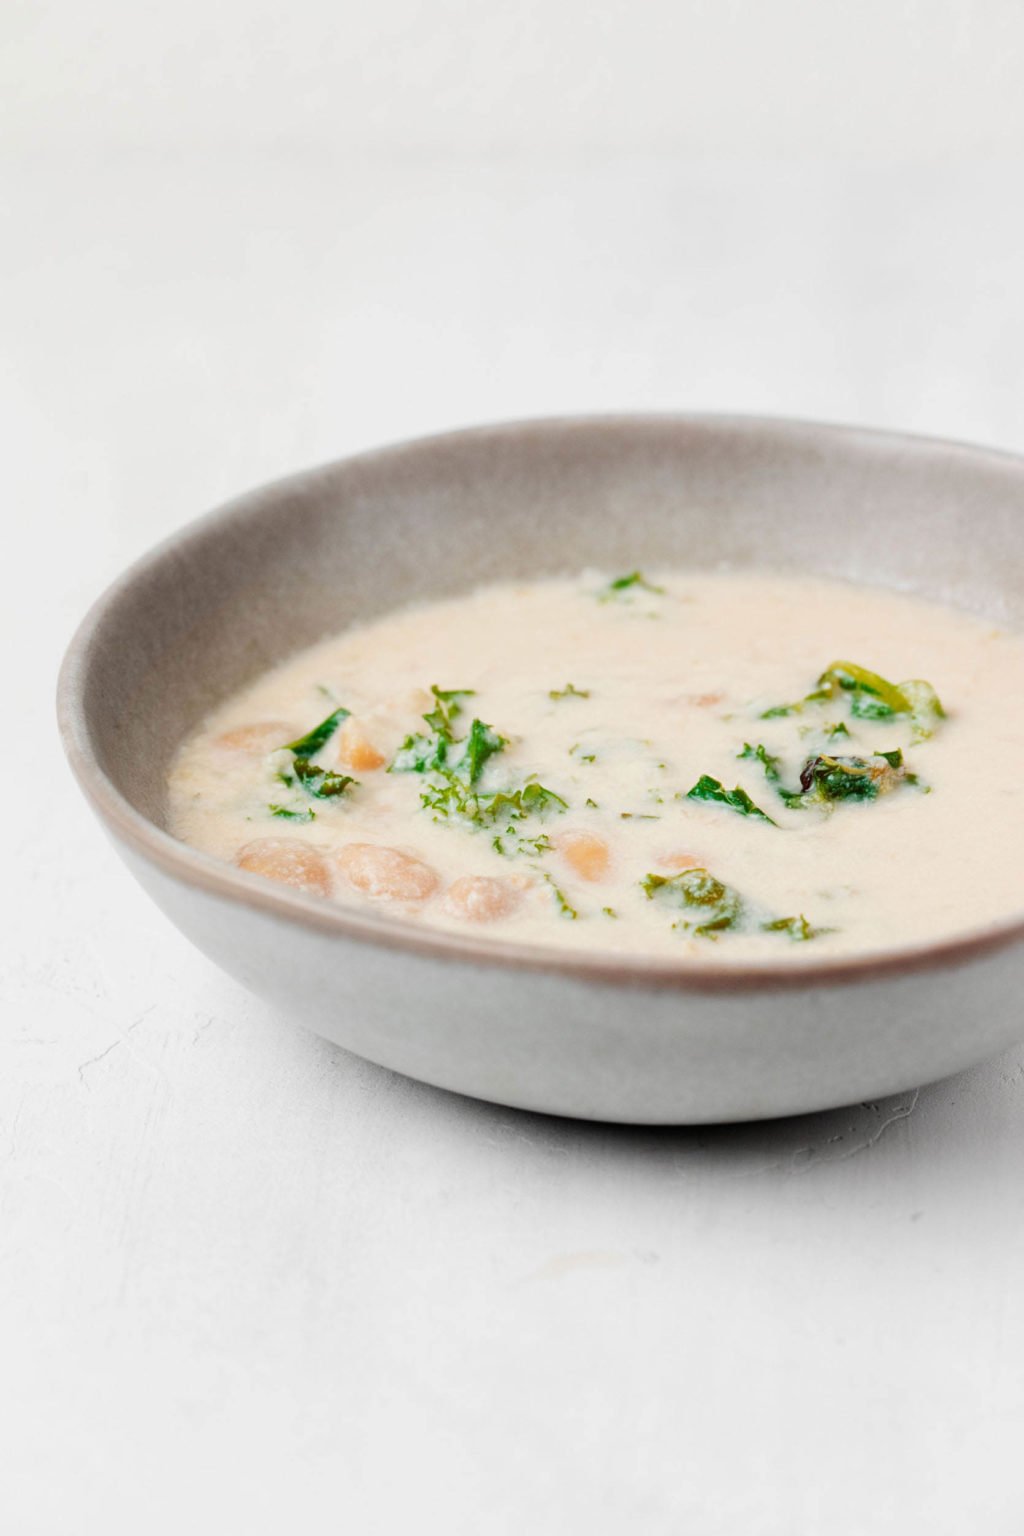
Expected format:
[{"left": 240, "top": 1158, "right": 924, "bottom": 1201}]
[
  {"left": 7, "top": 0, "right": 1024, "bottom": 160},
  {"left": 5, "top": 142, "right": 1024, "bottom": 1532}
]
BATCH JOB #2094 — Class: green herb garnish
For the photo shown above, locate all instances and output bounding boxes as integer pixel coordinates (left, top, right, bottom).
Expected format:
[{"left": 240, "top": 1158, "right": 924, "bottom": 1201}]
[
  {"left": 738, "top": 740, "right": 784, "bottom": 782},
  {"left": 822, "top": 661, "right": 909, "bottom": 716},
  {"left": 390, "top": 687, "right": 567, "bottom": 845},
  {"left": 760, "top": 661, "right": 945, "bottom": 739},
  {"left": 686, "top": 774, "right": 778, "bottom": 825},
  {"left": 268, "top": 803, "right": 316, "bottom": 823},
  {"left": 900, "top": 678, "right": 947, "bottom": 740},
  {"left": 457, "top": 718, "right": 507, "bottom": 783},
  {"left": 538, "top": 870, "right": 578, "bottom": 919},
  {"left": 640, "top": 867, "right": 743, "bottom": 938},
  {"left": 276, "top": 708, "right": 357, "bottom": 805},
  {"left": 599, "top": 571, "right": 665, "bottom": 602},
  {"left": 423, "top": 685, "right": 474, "bottom": 736},
  {"left": 549, "top": 683, "right": 590, "bottom": 700},
  {"left": 797, "top": 752, "right": 907, "bottom": 803},
  {"left": 421, "top": 775, "right": 567, "bottom": 839},
  {"left": 493, "top": 831, "right": 553, "bottom": 858},
  {"left": 761, "top": 915, "right": 833, "bottom": 942},
  {"left": 569, "top": 743, "right": 597, "bottom": 763},
  {"left": 391, "top": 685, "right": 482, "bottom": 775},
  {"left": 281, "top": 707, "right": 350, "bottom": 758},
  {"left": 737, "top": 742, "right": 804, "bottom": 807},
  {"left": 290, "top": 757, "right": 357, "bottom": 799},
  {"left": 391, "top": 687, "right": 505, "bottom": 784},
  {"left": 640, "top": 868, "right": 832, "bottom": 942}
]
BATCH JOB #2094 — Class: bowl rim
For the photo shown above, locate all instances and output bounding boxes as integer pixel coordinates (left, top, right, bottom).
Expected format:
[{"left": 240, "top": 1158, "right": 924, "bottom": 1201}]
[{"left": 57, "top": 410, "right": 1024, "bottom": 996}]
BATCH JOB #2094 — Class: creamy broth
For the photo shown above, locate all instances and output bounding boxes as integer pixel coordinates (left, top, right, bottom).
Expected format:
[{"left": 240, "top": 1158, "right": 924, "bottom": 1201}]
[{"left": 168, "top": 571, "right": 1024, "bottom": 961}]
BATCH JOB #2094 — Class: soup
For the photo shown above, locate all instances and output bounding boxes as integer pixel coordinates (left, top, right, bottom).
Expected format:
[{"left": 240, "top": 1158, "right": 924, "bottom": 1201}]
[{"left": 168, "top": 570, "right": 1024, "bottom": 961}]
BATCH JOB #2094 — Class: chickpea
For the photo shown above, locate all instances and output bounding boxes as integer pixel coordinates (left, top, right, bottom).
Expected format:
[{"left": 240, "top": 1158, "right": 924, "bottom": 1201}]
[
  {"left": 555, "top": 830, "right": 610, "bottom": 882},
  {"left": 337, "top": 716, "right": 386, "bottom": 772},
  {"left": 445, "top": 875, "right": 522, "bottom": 923},
  {"left": 234, "top": 838, "right": 332, "bottom": 897},
  {"left": 213, "top": 721, "right": 292, "bottom": 756},
  {"left": 335, "top": 843, "right": 439, "bottom": 903}
]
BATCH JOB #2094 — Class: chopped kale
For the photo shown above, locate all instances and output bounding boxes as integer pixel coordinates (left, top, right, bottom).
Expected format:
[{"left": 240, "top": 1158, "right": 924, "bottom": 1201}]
[
  {"left": 390, "top": 731, "right": 450, "bottom": 774},
  {"left": 456, "top": 718, "right": 508, "bottom": 784},
  {"left": 275, "top": 708, "right": 357, "bottom": 806},
  {"left": 599, "top": 571, "right": 665, "bottom": 602},
  {"left": 549, "top": 683, "right": 590, "bottom": 700},
  {"left": 538, "top": 870, "right": 578, "bottom": 920},
  {"left": 421, "top": 775, "right": 567, "bottom": 836},
  {"left": 391, "top": 686, "right": 505, "bottom": 788},
  {"left": 797, "top": 752, "right": 906, "bottom": 803},
  {"left": 760, "top": 661, "right": 945, "bottom": 738},
  {"left": 569, "top": 743, "right": 597, "bottom": 763},
  {"left": 737, "top": 742, "right": 810, "bottom": 807},
  {"left": 492, "top": 831, "right": 553, "bottom": 859},
  {"left": 423, "top": 685, "right": 474, "bottom": 737},
  {"left": 268, "top": 803, "right": 316, "bottom": 823},
  {"left": 640, "top": 868, "right": 833, "bottom": 942},
  {"left": 900, "top": 678, "right": 947, "bottom": 740},
  {"left": 640, "top": 867, "right": 743, "bottom": 938},
  {"left": 289, "top": 757, "right": 357, "bottom": 800},
  {"left": 761, "top": 915, "right": 833, "bottom": 942},
  {"left": 686, "top": 773, "right": 778, "bottom": 825},
  {"left": 488, "top": 781, "right": 568, "bottom": 820},
  {"left": 602, "top": 907, "right": 618, "bottom": 919},
  {"left": 738, "top": 740, "right": 784, "bottom": 783},
  {"left": 820, "top": 661, "right": 909, "bottom": 715},
  {"left": 280, "top": 707, "right": 350, "bottom": 758}
]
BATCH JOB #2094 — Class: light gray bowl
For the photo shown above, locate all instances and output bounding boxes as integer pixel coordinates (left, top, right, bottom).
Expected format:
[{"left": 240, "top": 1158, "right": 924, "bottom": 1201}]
[{"left": 58, "top": 415, "right": 1024, "bottom": 1123}]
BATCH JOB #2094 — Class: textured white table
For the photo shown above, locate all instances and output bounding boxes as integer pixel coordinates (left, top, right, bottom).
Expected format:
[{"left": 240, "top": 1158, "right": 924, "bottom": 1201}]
[{"left": 4, "top": 151, "right": 1024, "bottom": 1534}]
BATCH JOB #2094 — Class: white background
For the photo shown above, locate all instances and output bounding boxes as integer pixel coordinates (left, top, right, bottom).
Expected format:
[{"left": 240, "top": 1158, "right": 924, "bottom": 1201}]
[{"left": 4, "top": 4, "right": 1024, "bottom": 1532}]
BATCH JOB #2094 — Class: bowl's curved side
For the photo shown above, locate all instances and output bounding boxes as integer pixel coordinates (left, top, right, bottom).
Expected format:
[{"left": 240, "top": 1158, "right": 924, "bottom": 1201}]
[{"left": 119, "top": 835, "right": 1024, "bottom": 1123}]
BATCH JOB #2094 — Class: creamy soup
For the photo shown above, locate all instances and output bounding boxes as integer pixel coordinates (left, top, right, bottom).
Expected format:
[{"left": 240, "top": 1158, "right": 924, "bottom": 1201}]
[{"left": 168, "top": 570, "right": 1024, "bottom": 961}]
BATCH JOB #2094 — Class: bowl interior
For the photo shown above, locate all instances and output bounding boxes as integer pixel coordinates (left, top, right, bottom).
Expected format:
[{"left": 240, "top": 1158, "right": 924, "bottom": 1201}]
[{"left": 70, "top": 416, "right": 1024, "bottom": 833}]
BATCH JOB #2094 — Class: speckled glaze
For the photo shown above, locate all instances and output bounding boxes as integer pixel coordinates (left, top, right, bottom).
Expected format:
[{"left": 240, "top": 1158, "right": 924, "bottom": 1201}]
[{"left": 57, "top": 415, "right": 1024, "bottom": 1122}]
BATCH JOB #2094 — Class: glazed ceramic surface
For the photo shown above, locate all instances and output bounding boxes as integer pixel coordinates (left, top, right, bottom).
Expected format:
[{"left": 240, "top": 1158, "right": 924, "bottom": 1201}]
[{"left": 58, "top": 416, "right": 1024, "bottom": 1122}]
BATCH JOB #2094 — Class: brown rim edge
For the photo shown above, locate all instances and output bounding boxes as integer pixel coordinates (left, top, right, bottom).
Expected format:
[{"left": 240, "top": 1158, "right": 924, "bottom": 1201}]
[{"left": 57, "top": 411, "right": 1024, "bottom": 997}]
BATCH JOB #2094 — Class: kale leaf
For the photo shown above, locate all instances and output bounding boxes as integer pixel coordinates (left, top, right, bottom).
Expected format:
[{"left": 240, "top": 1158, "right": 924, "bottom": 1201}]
[
  {"left": 686, "top": 773, "right": 778, "bottom": 824},
  {"left": 640, "top": 867, "right": 744, "bottom": 938},
  {"left": 281, "top": 707, "right": 351, "bottom": 758}
]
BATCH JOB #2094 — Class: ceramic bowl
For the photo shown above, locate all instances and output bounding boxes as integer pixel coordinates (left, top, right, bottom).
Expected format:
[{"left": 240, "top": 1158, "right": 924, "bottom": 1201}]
[{"left": 58, "top": 415, "right": 1024, "bottom": 1123}]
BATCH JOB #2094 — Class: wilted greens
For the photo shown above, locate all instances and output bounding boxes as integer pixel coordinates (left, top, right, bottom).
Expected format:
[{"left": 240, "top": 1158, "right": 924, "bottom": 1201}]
[
  {"left": 598, "top": 571, "right": 665, "bottom": 602},
  {"left": 640, "top": 868, "right": 744, "bottom": 938},
  {"left": 280, "top": 707, "right": 351, "bottom": 758},
  {"left": 270, "top": 704, "right": 357, "bottom": 818},
  {"left": 685, "top": 773, "right": 778, "bottom": 825},
  {"left": 640, "top": 867, "right": 832, "bottom": 942},
  {"left": 391, "top": 685, "right": 566, "bottom": 850},
  {"left": 761, "top": 659, "right": 945, "bottom": 740}
]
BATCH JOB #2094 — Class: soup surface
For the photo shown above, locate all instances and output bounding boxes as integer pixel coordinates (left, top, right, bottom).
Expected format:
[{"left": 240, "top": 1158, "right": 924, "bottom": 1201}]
[{"left": 168, "top": 570, "right": 1024, "bottom": 962}]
